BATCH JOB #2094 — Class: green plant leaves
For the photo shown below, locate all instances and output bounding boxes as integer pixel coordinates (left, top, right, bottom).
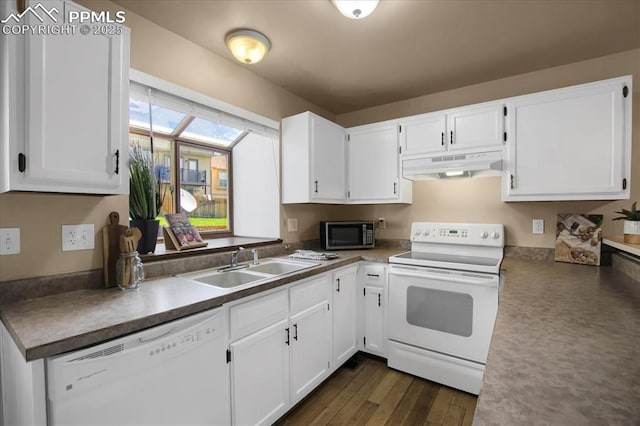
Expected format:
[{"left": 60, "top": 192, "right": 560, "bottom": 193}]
[
  {"left": 613, "top": 201, "right": 640, "bottom": 221},
  {"left": 129, "top": 145, "right": 158, "bottom": 220}
]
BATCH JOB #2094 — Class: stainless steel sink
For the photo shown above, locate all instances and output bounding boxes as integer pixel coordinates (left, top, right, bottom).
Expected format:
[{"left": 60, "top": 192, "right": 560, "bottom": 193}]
[
  {"left": 246, "top": 259, "right": 316, "bottom": 275},
  {"left": 178, "top": 258, "right": 319, "bottom": 291},
  {"left": 191, "top": 270, "right": 264, "bottom": 288}
]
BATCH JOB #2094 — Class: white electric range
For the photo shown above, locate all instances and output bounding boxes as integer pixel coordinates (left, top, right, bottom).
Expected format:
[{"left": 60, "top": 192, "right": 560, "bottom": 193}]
[{"left": 387, "top": 222, "right": 504, "bottom": 395}]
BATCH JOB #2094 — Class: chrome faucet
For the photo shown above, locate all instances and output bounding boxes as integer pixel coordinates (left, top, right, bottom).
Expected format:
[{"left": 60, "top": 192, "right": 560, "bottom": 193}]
[
  {"left": 251, "top": 249, "right": 259, "bottom": 265},
  {"left": 230, "top": 247, "right": 245, "bottom": 267}
]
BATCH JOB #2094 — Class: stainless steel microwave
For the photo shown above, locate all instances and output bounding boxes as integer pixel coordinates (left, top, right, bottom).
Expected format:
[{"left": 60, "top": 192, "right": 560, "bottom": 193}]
[{"left": 320, "top": 221, "right": 375, "bottom": 250}]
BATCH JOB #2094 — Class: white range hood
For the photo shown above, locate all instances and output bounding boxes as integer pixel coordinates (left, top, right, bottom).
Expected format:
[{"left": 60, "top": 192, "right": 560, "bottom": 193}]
[{"left": 402, "top": 151, "right": 503, "bottom": 180}]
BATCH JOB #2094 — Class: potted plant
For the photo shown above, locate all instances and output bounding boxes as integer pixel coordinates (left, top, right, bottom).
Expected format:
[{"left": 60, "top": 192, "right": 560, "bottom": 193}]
[
  {"left": 613, "top": 201, "right": 640, "bottom": 244},
  {"left": 129, "top": 145, "right": 165, "bottom": 253}
]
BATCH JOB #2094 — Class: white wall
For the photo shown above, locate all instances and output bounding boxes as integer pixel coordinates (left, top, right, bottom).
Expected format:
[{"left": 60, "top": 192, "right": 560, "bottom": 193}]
[{"left": 233, "top": 133, "right": 280, "bottom": 238}]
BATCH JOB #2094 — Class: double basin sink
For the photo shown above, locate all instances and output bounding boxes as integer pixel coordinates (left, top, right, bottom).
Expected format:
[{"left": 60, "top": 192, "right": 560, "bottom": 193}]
[{"left": 178, "top": 258, "right": 320, "bottom": 290}]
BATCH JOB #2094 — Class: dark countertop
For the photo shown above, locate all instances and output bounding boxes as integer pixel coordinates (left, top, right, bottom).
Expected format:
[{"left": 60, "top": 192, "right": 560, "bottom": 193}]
[
  {"left": 474, "top": 257, "right": 640, "bottom": 425},
  {"left": 0, "top": 248, "right": 403, "bottom": 361}
]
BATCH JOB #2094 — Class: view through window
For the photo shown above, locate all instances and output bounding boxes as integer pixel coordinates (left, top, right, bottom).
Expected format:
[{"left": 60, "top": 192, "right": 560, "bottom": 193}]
[{"left": 129, "top": 97, "right": 246, "bottom": 238}]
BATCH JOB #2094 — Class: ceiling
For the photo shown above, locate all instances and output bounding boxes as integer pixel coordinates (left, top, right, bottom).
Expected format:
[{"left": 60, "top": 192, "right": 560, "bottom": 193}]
[{"left": 111, "top": 0, "right": 640, "bottom": 115}]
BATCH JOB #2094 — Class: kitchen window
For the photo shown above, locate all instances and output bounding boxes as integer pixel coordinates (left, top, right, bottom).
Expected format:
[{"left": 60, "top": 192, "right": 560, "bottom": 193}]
[{"left": 129, "top": 80, "right": 278, "bottom": 239}]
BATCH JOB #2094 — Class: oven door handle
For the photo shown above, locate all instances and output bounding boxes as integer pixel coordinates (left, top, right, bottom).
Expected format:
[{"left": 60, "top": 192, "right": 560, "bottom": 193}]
[{"left": 390, "top": 268, "right": 497, "bottom": 287}]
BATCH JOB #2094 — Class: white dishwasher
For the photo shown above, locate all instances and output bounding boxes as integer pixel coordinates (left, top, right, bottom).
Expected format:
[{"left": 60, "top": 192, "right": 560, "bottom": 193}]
[{"left": 46, "top": 308, "right": 230, "bottom": 426}]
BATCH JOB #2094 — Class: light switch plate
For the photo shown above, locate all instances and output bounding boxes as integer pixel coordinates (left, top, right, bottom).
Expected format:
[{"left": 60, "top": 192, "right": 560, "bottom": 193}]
[
  {"left": 62, "top": 224, "right": 95, "bottom": 251},
  {"left": 287, "top": 218, "right": 298, "bottom": 232},
  {"left": 532, "top": 219, "right": 544, "bottom": 234},
  {"left": 0, "top": 228, "right": 20, "bottom": 255}
]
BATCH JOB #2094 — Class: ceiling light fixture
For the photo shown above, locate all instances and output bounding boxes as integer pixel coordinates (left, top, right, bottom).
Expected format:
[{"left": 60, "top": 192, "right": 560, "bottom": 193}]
[
  {"left": 225, "top": 29, "right": 271, "bottom": 64},
  {"left": 332, "top": 0, "right": 379, "bottom": 20}
]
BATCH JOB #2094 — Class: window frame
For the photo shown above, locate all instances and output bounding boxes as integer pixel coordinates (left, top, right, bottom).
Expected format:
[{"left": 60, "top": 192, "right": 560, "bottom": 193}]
[
  {"left": 174, "top": 138, "right": 233, "bottom": 239},
  {"left": 128, "top": 69, "right": 280, "bottom": 244},
  {"left": 128, "top": 128, "right": 234, "bottom": 239}
]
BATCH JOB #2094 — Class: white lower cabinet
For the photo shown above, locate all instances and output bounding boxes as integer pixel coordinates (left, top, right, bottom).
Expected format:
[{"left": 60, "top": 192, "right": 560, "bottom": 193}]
[
  {"left": 359, "top": 263, "right": 387, "bottom": 357},
  {"left": 363, "top": 286, "right": 385, "bottom": 355},
  {"left": 288, "top": 274, "right": 332, "bottom": 404},
  {"left": 228, "top": 274, "right": 332, "bottom": 424},
  {"left": 332, "top": 265, "right": 359, "bottom": 366},
  {"left": 229, "top": 290, "right": 290, "bottom": 425},
  {"left": 0, "top": 322, "right": 46, "bottom": 426},
  {"left": 230, "top": 319, "right": 290, "bottom": 426},
  {"left": 289, "top": 302, "right": 331, "bottom": 404}
]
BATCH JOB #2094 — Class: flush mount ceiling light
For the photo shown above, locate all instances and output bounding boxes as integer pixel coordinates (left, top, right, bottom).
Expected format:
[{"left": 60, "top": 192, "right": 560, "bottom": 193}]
[
  {"left": 332, "top": 0, "right": 379, "bottom": 19},
  {"left": 225, "top": 29, "right": 271, "bottom": 64}
]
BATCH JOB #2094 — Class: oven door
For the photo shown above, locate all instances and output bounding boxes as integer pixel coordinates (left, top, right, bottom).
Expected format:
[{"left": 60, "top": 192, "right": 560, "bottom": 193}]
[{"left": 388, "top": 264, "right": 498, "bottom": 364}]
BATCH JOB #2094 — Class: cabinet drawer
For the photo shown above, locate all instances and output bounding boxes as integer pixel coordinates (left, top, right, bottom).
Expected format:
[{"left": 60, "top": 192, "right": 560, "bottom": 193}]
[
  {"left": 230, "top": 290, "right": 288, "bottom": 341},
  {"left": 363, "top": 264, "right": 386, "bottom": 286},
  {"left": 290, "top": 274, "right": 330, "bottom": 315}
]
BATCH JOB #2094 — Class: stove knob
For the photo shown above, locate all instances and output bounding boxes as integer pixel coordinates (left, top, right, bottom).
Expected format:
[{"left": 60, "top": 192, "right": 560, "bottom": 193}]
[
  {"left": 490, "top": 231, "right": 500, "bottom": 240},
  {"left": 424, "top": 229, "right": 430, "bottom": 236},
  {"left": 414, "top": 228, "right": 422, "bottom": 236},
  {"left": 480, "top": 231, "right": 489, "bottom": 239}
]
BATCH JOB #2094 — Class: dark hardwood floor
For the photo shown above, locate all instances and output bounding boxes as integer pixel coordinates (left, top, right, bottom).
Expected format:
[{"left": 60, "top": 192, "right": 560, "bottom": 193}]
[{"left": 276, "top": 354, "right": 477, "bottom": 426}]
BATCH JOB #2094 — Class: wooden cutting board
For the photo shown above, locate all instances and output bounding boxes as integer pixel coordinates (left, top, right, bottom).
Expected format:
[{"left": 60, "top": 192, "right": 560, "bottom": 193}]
[{"left": 102, "top": 211, "right": 128, "bottom": 287}]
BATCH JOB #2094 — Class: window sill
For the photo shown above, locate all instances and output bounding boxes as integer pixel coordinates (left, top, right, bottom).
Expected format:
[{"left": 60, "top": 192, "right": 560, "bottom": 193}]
[{"left": 140, "top": 236, "right": 282, "bottom": 263}]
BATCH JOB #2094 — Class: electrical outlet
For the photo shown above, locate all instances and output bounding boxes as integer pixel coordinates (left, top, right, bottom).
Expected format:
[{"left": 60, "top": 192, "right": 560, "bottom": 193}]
[
  {"left": 532, "top": 219, "right": 544, "bottom": 234},
  {"left": 0, "top": 228, "right": 20, "bottom": 255},
  {"left": 62, "top": 224, "right": 95, "bottom": 251},
  {"left": 287, "top": 218, "right": 298, "bottom": 232},
  {"left": 378, "top": 218, "right": 387, "bottom": 229}
]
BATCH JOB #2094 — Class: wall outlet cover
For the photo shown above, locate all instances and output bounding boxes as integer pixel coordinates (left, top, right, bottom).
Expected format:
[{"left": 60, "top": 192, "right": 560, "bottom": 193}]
[
  {"left": 378, "top": 218, "right": 387, "bottom": 229},
  {"left": 287, "top": 218, "right": 298, "bottom": 232},
  {"left": 532, "top": 219, "right": 544, "bottom": 234},
  {"left": 62, "top": 224, "right": 95, "bottom": 251},
  {"left": 0, "top": 228, "right": 20, "bottom": 255}
]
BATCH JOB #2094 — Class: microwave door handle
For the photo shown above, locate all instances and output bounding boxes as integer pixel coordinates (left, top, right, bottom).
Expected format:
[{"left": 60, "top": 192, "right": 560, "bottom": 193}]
[{"left": 390, "top": 268, "right": 497, "bottom": 287}]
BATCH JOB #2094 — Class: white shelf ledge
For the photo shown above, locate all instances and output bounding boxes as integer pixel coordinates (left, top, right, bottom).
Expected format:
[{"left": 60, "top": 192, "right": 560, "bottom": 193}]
[{"left": 603, "top": 237, "right": 640, "bottom": 257}]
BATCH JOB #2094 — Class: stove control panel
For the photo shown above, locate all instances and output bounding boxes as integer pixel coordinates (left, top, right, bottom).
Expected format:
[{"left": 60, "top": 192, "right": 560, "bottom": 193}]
[{"left": 411, "top": 222, "right": 504, "bottom": 247}]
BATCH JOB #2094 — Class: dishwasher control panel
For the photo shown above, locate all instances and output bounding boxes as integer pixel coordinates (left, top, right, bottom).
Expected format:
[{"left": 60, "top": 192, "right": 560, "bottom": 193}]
[{"left": 148, "top": 323, "right": 221, "bottom": 357}]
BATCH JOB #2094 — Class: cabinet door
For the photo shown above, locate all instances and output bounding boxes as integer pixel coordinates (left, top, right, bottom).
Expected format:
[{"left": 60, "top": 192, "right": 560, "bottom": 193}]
[
  {"left": 311, "top": 115, "right": 346, "bottom": 201},
  {"left": 14, "top": 0, "right": 129, "bottom": 194},
  {"left": 363, "top": 286, "right": 385, "bottom": 356},
  {"left": 332, "top": 266, "right": 358, "bottom": 367},
  {"left": 347, "top": 123, "right": 400, "bottom": 201},
  {"left": 401, "top": 113, "right": 447, "bottom": 156},
  {"left": 230, "top": 319, "right": 290, "bottom": 426},
  {"left": 282, "top": 111, "right": 345, "bottom": 204},
  {"left": 290, "top": 302, "right": 331, "bottom": 404},
  {"left": 503, "top": 77, "right": 631, "bottom": 201},
  {"left": 447, "top": 103, "right": 504, "bottom": 152}
]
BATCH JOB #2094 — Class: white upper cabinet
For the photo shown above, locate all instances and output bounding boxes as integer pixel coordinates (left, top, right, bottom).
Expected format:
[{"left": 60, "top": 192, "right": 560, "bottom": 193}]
[
  {"left": 446, "top": 102, "right": 505, "bottom": 152},
  {"left": 0, "top": 0, "right": 130, "bottom": 194},
  {"left": 347, "top": 122, "right": 412, "bottom": 204},
  {"left": 401, "top": 113, "right": 447, "bottom": 156},
  {"left": 282, "top": 111, "right": 345, "bottom": 203},
  {"left": 503, "top": 76, "right": 632, "bottom": 201},
  {"left": 401, "top": 102, "right": 504, "bottom": 157}
]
